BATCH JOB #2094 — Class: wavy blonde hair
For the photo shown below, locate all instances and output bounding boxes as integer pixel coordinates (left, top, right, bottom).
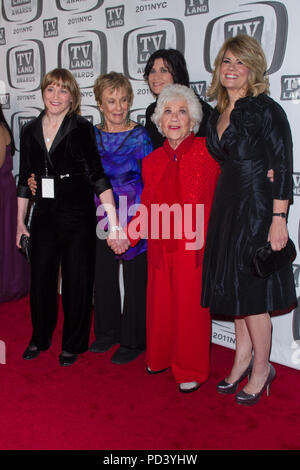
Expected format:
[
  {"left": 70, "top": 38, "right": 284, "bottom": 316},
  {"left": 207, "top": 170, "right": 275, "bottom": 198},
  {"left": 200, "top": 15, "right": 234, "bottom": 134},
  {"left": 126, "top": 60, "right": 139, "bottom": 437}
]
[{"left": 207, "top": 35, "right": 269, "bottom": 113}]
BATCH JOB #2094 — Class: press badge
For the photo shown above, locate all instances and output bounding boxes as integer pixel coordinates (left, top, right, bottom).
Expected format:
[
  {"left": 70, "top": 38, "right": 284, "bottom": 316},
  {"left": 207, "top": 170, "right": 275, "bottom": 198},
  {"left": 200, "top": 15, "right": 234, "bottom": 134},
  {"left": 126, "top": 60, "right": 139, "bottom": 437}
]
[{"left": 41, "top": 176, "right": 55, "bottom": 199}]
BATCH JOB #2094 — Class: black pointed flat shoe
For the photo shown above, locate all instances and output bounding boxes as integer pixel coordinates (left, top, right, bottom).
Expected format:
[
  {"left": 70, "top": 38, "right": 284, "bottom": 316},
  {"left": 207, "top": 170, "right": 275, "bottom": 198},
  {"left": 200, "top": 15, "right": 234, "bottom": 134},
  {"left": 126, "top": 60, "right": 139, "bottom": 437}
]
[
  {"left": 111, "top": 346, "right": 145, "bottom": 365},
  {"left": 22, "top": 344, "right": 40, "bottom": 360},
  {"left": 59, "top": 352, "right": 78, "bottom": 367},
  {"left": 146, "top": 366, "right": 169, "bottom": 374}
]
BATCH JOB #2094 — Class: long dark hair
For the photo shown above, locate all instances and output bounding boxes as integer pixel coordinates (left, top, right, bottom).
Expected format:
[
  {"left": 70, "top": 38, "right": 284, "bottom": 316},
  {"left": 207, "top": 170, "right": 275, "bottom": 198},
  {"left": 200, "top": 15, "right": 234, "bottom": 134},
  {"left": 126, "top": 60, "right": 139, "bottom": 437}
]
[
  {"left": 0, "top": 104, "right": 15, "bottom": 155},
  {"left": 143, "top": 49, "right": 190, "bottom": 88}
]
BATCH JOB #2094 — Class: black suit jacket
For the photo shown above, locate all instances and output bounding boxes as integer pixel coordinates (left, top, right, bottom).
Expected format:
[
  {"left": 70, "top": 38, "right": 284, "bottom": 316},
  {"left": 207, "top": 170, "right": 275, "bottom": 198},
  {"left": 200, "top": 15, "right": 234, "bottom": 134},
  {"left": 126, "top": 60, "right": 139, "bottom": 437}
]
[{"left": 17, "top": 111, "right": 111, "bottom": 208}]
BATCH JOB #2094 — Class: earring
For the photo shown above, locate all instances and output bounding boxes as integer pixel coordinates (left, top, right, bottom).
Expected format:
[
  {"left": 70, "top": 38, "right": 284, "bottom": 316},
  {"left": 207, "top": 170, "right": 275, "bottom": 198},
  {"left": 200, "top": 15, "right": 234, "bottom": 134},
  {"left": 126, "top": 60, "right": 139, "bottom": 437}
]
[
  {"left": 99, "top": 110, "right": 105, "bottom": 129},
  {"left": 126, "top": 111, "right": 131, "bottom": 126}
]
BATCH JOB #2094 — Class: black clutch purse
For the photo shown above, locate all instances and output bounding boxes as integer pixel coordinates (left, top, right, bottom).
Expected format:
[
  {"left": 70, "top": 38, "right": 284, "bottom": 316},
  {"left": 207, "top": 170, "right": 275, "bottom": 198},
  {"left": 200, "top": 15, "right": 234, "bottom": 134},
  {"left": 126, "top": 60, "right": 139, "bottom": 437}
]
[
  {"left": 20, "top": 234, "right": 30, "bottom": 261},
  {"left": 253, "top": 238, "right": 296, "bottom": 278}
]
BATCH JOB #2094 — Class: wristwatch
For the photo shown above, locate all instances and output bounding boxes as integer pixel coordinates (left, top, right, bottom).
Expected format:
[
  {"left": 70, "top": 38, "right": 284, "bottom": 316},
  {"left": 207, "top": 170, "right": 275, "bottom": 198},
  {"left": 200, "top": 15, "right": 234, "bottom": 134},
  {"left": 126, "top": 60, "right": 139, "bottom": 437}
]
[{"left": 272, "top": 213, "right": 287, "bottom": 218}]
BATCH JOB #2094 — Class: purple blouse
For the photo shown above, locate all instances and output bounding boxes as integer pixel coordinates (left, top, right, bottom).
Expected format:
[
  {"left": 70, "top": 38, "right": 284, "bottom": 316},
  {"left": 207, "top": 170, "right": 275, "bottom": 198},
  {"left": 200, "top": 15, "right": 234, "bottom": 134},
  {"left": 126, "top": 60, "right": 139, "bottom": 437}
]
[{"left": 94, "top": 124, "right": 152, "bottom": 260}]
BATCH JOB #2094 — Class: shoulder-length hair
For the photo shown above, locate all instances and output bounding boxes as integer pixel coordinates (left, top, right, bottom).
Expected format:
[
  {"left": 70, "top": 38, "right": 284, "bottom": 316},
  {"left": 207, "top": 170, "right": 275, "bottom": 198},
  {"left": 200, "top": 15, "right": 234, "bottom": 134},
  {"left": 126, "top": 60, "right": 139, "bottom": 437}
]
[
  {"left": 93, "top": 71, "right": 133, "bottom": 108},
  {"left": 143, "top": 49, "right": 190, "bottom": 88},
  {"left": 207, "top": 35, "right": 269, "bottom": 113},
  {"left": 41, "top": 68, "right": 81, "bottom": 115},
  {"left": 0, "top": 103, "right": 15, "bottom": 155},
  {"left": 151, "top": 84, "right": 203, "bottom": 135}
]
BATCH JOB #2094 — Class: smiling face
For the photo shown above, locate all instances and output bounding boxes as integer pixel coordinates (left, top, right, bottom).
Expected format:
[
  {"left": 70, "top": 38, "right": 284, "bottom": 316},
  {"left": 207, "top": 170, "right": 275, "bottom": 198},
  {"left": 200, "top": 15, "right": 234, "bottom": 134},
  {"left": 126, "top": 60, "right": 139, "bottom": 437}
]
[
  {"left": 43, "top": 81, "right": 72, "bottom": 117},
  {"left": 147, "top": 57, "right": 174, "bottom": 96},
  {"left": 159, "top": 98, "right": 194, "bottom": 149},
  {"left": 99, "top": 86, "right": 130, "bottom": 131},
  {"left": 219, "top": 49, "right": 250, "bottom": 98}
]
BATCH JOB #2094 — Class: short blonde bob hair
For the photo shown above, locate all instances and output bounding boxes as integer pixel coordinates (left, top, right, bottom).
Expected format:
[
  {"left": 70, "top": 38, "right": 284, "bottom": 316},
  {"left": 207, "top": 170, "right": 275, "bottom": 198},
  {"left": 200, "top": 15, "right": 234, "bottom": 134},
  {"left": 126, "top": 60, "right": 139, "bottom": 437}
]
[
  {"left": 151, "top": 84, "right": 203, "bottom": 135},
  {"left": 207, "top": 34, "right": 269, "bottom": 113},
  {"left": 93, "top": 71, "right": 134, "bottom": 107},
  {"left": 41, "top": 68, "right": 81, "bottom": 115}
]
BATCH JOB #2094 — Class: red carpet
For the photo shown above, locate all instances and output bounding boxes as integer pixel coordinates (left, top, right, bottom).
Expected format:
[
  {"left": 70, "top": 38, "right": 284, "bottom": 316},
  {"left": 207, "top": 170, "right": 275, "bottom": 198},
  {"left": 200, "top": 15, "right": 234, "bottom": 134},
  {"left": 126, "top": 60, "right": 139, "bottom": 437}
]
[{"left": 0, "top": 295, "right": 300, "bottom": 452}]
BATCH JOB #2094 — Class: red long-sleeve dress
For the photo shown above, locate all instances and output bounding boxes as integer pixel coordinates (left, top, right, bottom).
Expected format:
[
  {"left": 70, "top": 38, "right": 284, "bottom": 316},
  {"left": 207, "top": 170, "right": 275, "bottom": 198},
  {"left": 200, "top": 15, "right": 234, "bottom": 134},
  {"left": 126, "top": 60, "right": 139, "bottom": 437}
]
[{"left": 128, "top": 133, "right": 220, "bottom": 383}]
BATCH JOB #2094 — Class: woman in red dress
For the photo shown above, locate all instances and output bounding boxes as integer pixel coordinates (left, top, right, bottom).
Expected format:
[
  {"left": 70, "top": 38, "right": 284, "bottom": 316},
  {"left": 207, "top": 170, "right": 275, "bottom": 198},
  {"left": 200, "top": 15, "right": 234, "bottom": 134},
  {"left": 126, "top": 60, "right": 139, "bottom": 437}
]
[{"left": 124, "top": 84, "right": 220, "bottom": 392}]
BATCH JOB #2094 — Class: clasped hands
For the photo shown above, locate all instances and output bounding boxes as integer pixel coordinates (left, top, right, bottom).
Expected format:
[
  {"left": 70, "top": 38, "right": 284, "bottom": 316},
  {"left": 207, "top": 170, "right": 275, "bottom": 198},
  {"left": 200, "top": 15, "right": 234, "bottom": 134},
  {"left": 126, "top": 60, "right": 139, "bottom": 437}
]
[{"left": 107, "top": 227, "right": 130, "bottom": 255}]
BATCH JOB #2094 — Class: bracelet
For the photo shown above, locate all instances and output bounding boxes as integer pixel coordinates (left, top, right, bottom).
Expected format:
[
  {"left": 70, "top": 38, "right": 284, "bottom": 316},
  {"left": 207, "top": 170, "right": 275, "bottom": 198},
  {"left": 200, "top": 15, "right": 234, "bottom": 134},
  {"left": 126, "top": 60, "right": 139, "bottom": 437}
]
[
  {"left": 272, "top": 213, "right": 286, "bottom": 218},
  {"left": 110, "top": 225, "right": 121, "bottom": 232}
]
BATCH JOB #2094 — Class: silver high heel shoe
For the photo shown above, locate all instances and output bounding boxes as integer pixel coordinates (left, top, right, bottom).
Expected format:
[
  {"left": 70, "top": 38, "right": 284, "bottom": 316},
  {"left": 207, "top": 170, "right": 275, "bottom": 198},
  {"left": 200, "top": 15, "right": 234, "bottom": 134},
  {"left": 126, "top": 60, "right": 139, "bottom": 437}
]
[
  {"left": 216, "top": 356, "right": 254, "bottom": 395},
  {"left": 235, "top": 363, "right": 276, "bottom": 406}
]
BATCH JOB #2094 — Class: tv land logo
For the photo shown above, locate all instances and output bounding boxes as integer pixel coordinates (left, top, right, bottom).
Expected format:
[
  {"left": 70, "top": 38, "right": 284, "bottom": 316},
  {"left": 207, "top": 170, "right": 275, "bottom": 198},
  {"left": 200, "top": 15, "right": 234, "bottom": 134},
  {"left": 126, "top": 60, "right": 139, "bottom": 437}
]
[
  {"left": 190, "top": 81, "right": 207, "bottom": 101},
  {"left": 203, "top": 1, "right": 288, "bottom": 75},
  {"left": 293, "top": 173, "right": 300, "bottom": 197},
  {"left": 123, "top": 19, "right": 185, "bottom": 80},
  {"left": 0, "top": 93, "right": 10, "bottom": 109},
  {"left": 137, "top": 31, "right": 166, "bottom": 64},
  {"left": 2, "top": 0, "right": 43, "bottom": 23},
  {"left": 105, "top": 5, "right": 125, "bottom": 29},
  {"left": 184, "top": 0, "right": 209, "bottom": 16},
  {"left": 58, "top": 31, "right": 107, "bottom": 88},
  {"left": 281, "top": 75, "right": 300, "bottom": 102},
  {"left": 68, "top": 41, "right": 93, "bottom": 69},
  {"left": 43, "top": 17, "right": 58, "bottom": 38},
  {"left": 7, "top": 40, "right": 45, "bottom": 92},
  {"left": 55, "top": 0, "right": 103, "bottom": 13}
]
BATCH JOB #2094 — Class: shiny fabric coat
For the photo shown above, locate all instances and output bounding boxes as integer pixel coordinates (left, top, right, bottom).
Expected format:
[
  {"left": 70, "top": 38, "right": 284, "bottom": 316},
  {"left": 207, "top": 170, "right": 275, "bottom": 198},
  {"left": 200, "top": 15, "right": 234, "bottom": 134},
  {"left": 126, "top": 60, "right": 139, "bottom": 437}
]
[
  {"left": 17, "top": 112, "right": 111, "bottom": 353},
  {"left": 201, "top": 94, "right": 297, "bottom": 317}
]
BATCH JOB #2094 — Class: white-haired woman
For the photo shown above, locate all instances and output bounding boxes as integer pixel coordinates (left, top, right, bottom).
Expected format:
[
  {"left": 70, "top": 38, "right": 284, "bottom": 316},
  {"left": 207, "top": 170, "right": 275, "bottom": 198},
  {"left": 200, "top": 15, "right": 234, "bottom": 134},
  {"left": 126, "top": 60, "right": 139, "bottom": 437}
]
[{"left": 125, "top": 84, "right": 220, "bottom": 392}]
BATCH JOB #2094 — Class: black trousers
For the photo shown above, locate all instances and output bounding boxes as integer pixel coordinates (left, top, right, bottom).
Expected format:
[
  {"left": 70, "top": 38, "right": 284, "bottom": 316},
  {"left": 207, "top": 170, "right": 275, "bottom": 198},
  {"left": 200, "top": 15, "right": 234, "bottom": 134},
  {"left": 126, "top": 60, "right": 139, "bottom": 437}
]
[
  {"left": 93, "top": 238, "right": 147, "bottom": 349},
  {"left": 29, "top": 206, "right": 96, "bottom": 354}
]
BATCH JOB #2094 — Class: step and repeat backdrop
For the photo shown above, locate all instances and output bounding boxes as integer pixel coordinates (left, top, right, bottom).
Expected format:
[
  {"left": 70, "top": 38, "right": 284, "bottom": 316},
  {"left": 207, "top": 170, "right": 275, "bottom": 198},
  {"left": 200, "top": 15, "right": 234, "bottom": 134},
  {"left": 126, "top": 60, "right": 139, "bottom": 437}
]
[{"left": 0, "top": 0, "right": 299, "bottom": 369}]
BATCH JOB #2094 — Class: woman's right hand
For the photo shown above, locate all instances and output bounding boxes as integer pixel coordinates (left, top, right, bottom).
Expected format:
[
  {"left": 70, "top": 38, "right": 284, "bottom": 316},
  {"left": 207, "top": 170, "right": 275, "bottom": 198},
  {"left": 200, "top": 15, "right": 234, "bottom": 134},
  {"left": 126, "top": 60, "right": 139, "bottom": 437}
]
[{"left": 28, "top": 173, "right": 37, "bottom": 196}]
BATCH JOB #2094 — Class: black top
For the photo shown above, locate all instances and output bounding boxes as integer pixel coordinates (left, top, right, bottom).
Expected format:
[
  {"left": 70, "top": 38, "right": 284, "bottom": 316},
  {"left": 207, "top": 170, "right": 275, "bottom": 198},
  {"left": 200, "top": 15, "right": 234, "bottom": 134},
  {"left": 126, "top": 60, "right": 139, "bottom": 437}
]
[
  {"left": 201, "top": 93, "right": 297, "bottom": 317},
  {"left": 17, "top": 111, "right": 111, "bottom": 208},
  {"left": 145, "top": 97, "right": 213, "bottom": 149}
]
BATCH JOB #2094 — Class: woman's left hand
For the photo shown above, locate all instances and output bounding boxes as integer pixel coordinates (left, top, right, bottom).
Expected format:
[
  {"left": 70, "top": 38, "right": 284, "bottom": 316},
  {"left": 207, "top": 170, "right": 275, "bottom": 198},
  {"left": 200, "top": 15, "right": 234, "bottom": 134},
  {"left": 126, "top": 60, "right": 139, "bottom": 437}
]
[
  {"left": 267, "top": 218, "right": 289, "bottom": 251},
  {"left": 107, "top": 227, "right": 130, "bottom": 254}
]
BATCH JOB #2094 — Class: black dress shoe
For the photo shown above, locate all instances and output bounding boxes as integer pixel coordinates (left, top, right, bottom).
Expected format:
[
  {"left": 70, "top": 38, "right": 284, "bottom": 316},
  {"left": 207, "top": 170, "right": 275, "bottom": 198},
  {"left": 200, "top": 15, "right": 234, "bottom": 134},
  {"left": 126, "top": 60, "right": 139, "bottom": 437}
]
[
  {"left": 89, "top": 339, "right": 118, "bottom": 353},
  {"left": 146, "top": 366, "right": 169, "bottom": 374},
  {"left": 23, "top": 344, "right": 40, "bottom": 360},
  {"left": 111, "top": 346, "right": 145, "bottom": 364},
  {"left": 59, "top": 352, "right": 78, "bottom": 367}
]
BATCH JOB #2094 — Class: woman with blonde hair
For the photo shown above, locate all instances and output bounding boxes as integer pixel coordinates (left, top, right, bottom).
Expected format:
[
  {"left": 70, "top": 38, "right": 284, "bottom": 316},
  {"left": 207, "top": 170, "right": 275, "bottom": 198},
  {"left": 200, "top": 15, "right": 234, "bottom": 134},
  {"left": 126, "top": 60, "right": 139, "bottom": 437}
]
[
  {"left": 201, "top": 35, "right": 297, "bottom": 405},
  {"left": 89, "top": 72, "right": 152, "bottom": 365}
]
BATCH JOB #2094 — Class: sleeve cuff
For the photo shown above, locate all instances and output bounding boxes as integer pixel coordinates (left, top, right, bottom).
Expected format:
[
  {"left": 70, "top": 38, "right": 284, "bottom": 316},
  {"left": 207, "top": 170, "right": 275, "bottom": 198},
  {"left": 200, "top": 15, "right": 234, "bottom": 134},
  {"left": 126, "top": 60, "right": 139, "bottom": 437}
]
[
  {"left": 16, "top": 185, "right": 31, "bottom": 198},
  {"left": 94, "top": 176, "right": 112, "bottom": 196}
]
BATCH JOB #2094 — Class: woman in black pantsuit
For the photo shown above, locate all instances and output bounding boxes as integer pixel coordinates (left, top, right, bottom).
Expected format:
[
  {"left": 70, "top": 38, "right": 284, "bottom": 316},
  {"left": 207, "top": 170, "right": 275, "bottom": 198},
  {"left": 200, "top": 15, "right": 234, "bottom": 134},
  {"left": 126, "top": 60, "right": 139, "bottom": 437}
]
[{"left": 16, "top": 68, "right": 127, "bottom": 366}]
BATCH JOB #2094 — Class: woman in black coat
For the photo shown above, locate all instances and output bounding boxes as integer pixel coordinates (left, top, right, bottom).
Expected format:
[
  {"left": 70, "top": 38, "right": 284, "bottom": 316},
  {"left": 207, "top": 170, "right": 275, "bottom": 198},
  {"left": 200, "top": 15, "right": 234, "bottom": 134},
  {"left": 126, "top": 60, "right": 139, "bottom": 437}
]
[{"left": 16, "top": 68, "right": 127, "bottom": 366}]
